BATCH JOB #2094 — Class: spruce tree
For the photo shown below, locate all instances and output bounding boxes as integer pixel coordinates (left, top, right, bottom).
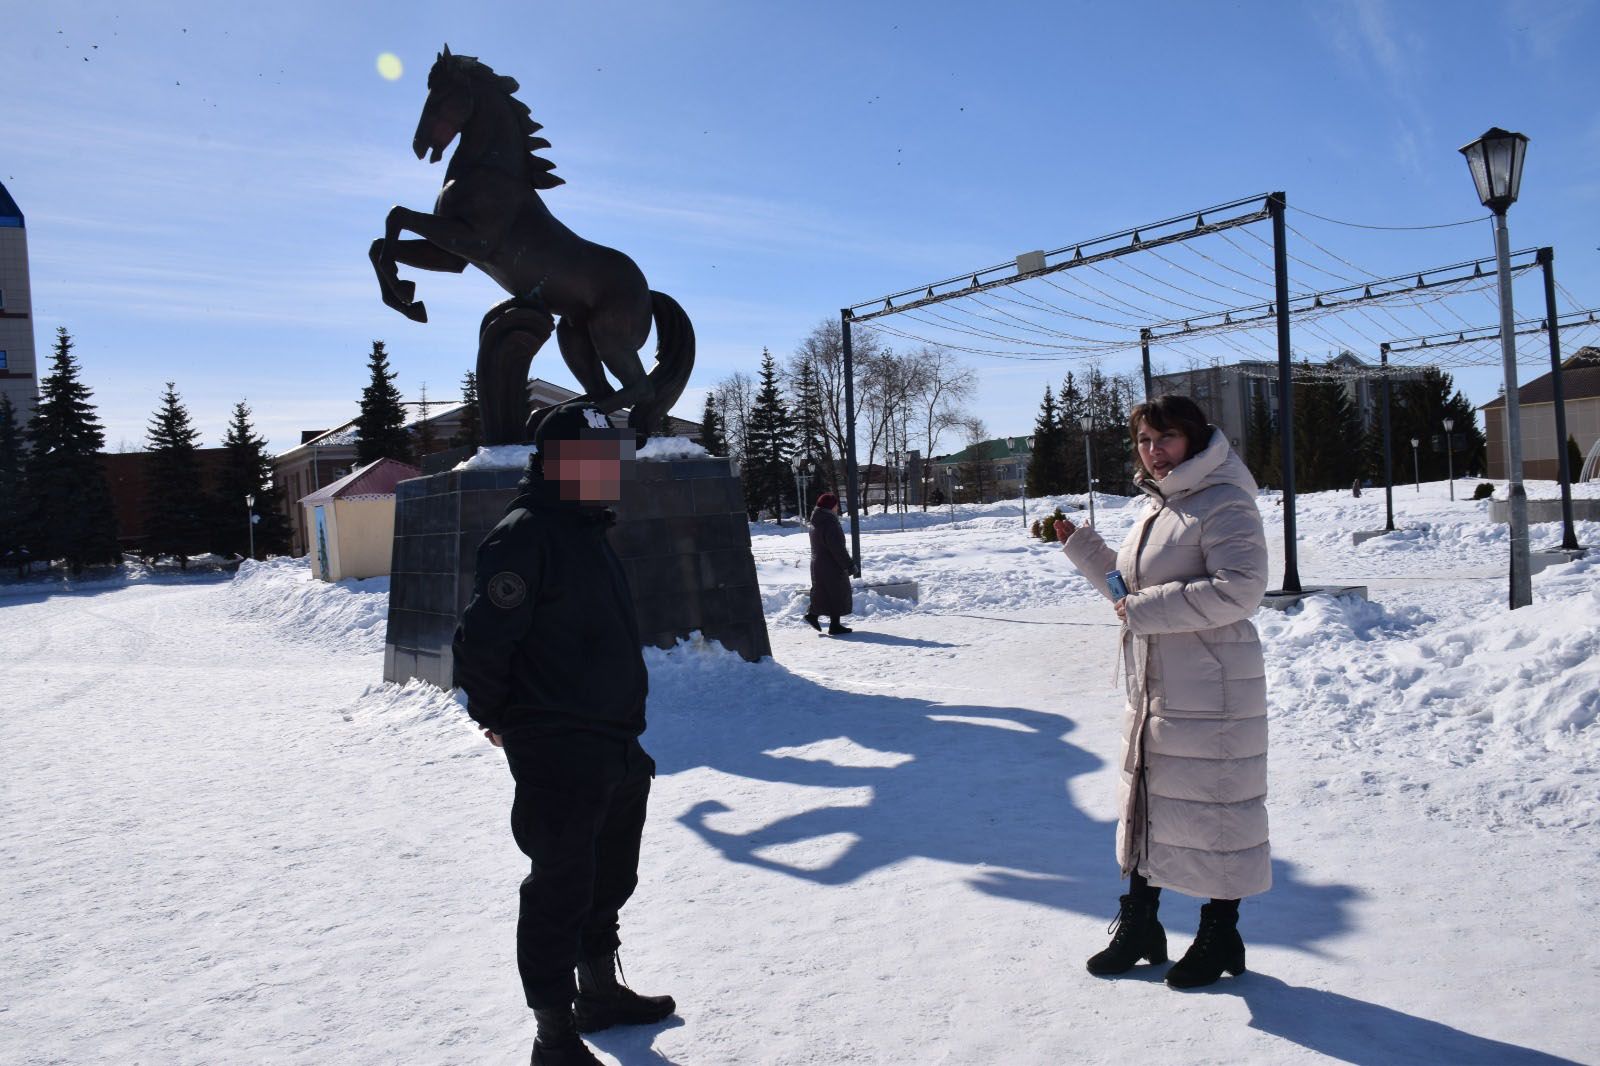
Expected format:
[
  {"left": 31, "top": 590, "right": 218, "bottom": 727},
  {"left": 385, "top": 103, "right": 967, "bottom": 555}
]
[
  {"left": 743, "top": 349, "right": 795, "bottom": 519},
  {"left": 414, "top": 382, "right": 438, "bottom": 461},
  {"left": 699, "top": 392, "right": 726, "bottom": 455},
  {"left": 1055, "top": 372, "right": 1088, "bottom": 494},
  {"left": 1292, "top": 364, "right": 1363, "bottom": 491},
  {"left": 0, "top": 394, "right": 25, "bottom": 573},
  {"left": 214, "top": 400, "right": 288, "bottom": 560},
  {"left": 356, "top": 340, "right": 412, "bottom": 466},
  {"left": 449, "top": 371, "right": 483, "bottom": 452},
  {"left": 1395, "top": 369, "right": 1485, "bottom": 482},
  {"left": 788, "top": 357, "right": 828, "bottom": 474},
  {"left": 1568, "top": 435, "right": 1585, "bottom": 481},
  {"left": 22, "top": 327, "right": 120, "bottom": 573},
  {"left": 1024, "top": 385, "right": 1069, "bottom": 496},
  {"left": 142, "top": 382, "right": 212, "bottom": 567},
  {"left": 1245, "top": 390, "right": 1279, "bottom": 488},
  {"left": 1086, "top": 370, "right": 1132, "bottom": 495}
]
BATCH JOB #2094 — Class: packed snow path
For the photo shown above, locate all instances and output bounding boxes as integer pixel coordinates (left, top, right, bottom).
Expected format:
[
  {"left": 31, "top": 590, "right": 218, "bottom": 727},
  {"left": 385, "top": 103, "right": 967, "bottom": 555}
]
[{"left": 3, "top": 482, "right": 1597, "bottom": 1064}]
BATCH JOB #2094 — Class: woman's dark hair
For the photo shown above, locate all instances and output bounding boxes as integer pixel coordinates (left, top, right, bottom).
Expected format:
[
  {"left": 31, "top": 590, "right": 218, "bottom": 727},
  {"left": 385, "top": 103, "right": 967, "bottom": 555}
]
[{"left": 1128, "top": 395, "right": 1211, "bottom": 475}]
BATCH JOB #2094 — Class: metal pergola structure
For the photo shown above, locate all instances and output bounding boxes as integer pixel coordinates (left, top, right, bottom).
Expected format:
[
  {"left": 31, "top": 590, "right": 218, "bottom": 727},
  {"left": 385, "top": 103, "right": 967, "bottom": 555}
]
[
  {"left": 1139, "top": 243, "right": 1573, "bottom": 593},
  {"left": 841, "top": 191, "right": 1301, "bottom": 584},
  {"left": 1370, "top": 248, "right": 1599, "bottom": 551},
  {"left": 850, "top": 197, "right": 1563, "bottom": 592}
]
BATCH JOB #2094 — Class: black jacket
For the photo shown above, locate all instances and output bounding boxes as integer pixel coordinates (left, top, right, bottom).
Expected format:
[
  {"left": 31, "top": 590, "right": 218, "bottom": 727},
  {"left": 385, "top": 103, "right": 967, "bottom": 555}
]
[{"left": 452, "top": 480, "right": 648, "bottom": 739}]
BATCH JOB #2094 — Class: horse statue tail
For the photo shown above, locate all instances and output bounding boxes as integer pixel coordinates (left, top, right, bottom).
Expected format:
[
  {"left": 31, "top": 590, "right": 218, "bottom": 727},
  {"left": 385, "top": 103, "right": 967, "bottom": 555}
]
[{"left": 633, "top": 290, "right": 696, "bottom": 437}]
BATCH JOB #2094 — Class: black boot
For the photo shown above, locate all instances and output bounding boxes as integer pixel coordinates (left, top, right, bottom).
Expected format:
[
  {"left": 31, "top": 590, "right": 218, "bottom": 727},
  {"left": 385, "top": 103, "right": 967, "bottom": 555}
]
[
  {"left": 1086, "top": 893, "right": 1167, "bottom": 975},
  {"left": 531, "top": 1007, "right": 602, "bottom": 1066},
  {"left": 828, "top": 620, "right": 853, "bottom": 635},
  {"left": 803, "top": 613, "right": 822, "bottom": 632},
  {"left": 574, "top": 951, "right": 676, "bottom": 1033},
  {"left": 1165, "top": 900, "right": 1246, "bottom": 989}
]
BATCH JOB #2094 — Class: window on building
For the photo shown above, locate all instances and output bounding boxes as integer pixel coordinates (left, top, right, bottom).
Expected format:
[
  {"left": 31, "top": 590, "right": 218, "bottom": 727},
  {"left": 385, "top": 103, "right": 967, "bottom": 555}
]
[
  {"left": 0, "top": 288, "right": 6, "bottom": 309},
  {"left": 0, "top": 350, "right": 8, "bottom": 370}
]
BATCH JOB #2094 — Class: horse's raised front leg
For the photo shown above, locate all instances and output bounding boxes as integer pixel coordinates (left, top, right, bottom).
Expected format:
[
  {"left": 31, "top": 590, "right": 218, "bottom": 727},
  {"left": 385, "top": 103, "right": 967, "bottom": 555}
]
[{"left": 374, "top": 206, "right": 492, "bottom": 322}]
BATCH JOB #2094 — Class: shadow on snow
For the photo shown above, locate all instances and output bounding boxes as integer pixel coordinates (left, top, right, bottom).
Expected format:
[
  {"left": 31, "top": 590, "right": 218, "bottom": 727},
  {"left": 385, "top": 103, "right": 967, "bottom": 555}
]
[
  {"left": 646, "top": 656, "right": 1353, "bottom": 951},
  {"left": 646, "top": 656, "right": 1570, "bottom": 1062}
]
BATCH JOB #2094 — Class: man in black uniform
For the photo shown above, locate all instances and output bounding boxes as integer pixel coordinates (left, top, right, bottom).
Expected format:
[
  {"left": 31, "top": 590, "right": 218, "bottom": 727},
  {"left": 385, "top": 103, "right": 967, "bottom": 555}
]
[{"left": 453, "top": 402, "right": 674, "bottom": 1066}]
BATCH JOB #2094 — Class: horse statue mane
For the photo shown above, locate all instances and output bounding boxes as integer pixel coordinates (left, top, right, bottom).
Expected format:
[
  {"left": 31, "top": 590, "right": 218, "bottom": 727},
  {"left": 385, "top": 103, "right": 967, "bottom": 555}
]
[{"left": 430, "top": 46, "right": 564, "bottom": 191}]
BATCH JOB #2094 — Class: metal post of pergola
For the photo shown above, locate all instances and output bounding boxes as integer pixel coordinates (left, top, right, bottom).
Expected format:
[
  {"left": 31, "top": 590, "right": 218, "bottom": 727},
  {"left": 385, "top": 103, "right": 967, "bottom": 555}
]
[
  {"left": 1538, "top": 248, "right": 1581, "bottom": 552},
  {"left": 1267, "top": 193, "right": 1300, "bottom": 592},
  {"left": 1380, "top": 342, "right": 1396, "bottom": 533},
  {"left": 839, "top": 309, "right": 863, "bottom": 576}
]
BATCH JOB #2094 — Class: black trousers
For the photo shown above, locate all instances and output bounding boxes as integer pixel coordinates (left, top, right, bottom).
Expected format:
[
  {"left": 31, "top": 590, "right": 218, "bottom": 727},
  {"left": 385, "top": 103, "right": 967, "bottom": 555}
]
[{"left": 503, "top": 729, "right": 655, "bottom": 1010}]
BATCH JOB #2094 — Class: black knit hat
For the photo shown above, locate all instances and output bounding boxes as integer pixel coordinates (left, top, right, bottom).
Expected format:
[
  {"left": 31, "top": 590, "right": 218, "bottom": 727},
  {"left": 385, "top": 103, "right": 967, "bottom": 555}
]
[{"left": 527, "top": 402, "right": 629, "bottom": 452}]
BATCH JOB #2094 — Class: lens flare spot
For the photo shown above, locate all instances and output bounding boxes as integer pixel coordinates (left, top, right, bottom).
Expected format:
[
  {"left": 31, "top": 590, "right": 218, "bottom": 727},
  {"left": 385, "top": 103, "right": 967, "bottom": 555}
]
[{"left": 376, "top": 53, "right": 403, "bottom": 81}]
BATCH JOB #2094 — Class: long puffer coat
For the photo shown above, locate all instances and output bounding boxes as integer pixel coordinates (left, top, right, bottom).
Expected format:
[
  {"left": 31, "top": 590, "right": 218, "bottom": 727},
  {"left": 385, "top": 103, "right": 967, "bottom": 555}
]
[
  {"left": 808, "top": 507, "right": 854, "bottom": 617},
  {"left": 1063, "top": 428, "right": 1271, "bottom": 900}
]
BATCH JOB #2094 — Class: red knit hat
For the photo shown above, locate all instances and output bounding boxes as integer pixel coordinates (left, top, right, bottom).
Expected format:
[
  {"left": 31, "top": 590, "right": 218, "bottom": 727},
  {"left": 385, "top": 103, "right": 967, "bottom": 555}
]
[{"left": 816, "top": 492, "right": 839, "bottom": 511}]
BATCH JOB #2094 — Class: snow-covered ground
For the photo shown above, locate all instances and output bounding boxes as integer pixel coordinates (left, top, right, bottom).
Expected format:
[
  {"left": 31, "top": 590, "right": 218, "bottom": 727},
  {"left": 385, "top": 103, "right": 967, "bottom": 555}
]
[{"left": 3, "top": 479, "right": 1596, "bottom": 1064}]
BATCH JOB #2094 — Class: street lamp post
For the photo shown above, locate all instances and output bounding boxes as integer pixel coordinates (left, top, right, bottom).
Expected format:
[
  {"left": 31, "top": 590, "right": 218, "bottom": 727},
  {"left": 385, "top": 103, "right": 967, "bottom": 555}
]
[
  {"left": 1443, "top": 417, "right": 1456, "bottom": 501},
  {"left": 890, "top": 450, "right": 906, "bottom": 532},
  {"left": 245, "top": 493, "right": 256, "bottom": 561},
  {"left": 1460, "top": 126, "right": 1533, "bottom": 608},
  {"left": 791, "top": 456, "right": 813, "bottom": 527},
  {"left": 1079, "top": 415, "right": 1096, "bottom": 527},
  {"left": 887, "top": 449, "right": 900, "bottom": 527},
  {"left": 1411, "top": 438, "right": 1421, "bottom": 493},
  {"left": 945, "top": 468, "right": 956, "bottom": 524}
]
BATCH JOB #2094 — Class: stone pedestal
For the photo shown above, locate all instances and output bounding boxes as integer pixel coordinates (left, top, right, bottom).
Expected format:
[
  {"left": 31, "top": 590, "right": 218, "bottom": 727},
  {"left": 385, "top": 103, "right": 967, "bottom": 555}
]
[
  {"left": 1260, "top": 585, "right": 1369, "bottom": 611},
  {"left": 383, "top": 456, "right": 770, "bottom": 690},
  {"left": 1489, "top": 498, "right": 1600, "bottom": 523}
]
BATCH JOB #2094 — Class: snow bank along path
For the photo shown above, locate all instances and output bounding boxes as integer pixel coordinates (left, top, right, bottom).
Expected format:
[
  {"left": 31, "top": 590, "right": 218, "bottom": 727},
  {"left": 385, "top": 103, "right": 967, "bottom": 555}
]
[{"left": 2, "top": 480, "right": 1596, "bottom": 1064}]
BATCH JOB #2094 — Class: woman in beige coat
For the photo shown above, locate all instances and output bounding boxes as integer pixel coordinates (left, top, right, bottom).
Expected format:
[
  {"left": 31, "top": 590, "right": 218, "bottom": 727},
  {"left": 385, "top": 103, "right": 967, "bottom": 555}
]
[{"left": 1056, "top": 394, "right": 1269, "bottom": 989}]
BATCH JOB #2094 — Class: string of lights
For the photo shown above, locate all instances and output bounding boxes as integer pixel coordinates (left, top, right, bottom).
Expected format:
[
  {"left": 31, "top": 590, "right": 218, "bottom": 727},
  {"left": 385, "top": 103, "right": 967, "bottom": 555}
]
[
  {"left": 1280, "top": 221, "right": 1487, "bottom": 330},
  {"left": 1285, "top": 203, "right": 1492, "bottom": 231}
]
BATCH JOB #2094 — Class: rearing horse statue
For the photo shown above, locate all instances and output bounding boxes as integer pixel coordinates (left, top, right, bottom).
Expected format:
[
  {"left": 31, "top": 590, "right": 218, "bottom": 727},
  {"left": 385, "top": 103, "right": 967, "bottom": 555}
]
[{"left": 370, "top": 46, "right": 694, "bottom": 443}]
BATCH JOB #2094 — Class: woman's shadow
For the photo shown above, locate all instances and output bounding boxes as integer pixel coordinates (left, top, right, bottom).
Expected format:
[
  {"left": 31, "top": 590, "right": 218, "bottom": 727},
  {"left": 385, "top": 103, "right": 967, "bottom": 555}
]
[{"left": 1208, "top": 973, "right": 1583, "bottom": 1064}]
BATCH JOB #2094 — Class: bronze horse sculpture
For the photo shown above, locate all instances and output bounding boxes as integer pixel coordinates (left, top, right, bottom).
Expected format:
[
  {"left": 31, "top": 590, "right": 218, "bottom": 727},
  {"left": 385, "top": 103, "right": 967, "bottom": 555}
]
[{"left": 370, "top": 46, "right": 694, "bottom": 443}]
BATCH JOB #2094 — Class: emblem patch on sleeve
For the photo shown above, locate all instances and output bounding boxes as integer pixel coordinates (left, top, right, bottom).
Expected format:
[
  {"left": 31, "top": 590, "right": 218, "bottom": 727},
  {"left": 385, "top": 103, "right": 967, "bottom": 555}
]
[{"left": 487, "top": 571, "right": 527, "bottom": 609}]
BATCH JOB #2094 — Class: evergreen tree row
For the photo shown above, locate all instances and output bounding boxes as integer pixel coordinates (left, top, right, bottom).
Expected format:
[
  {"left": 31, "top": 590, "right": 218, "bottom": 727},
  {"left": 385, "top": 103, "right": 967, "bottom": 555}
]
[
  {"left": 3, "top": 328, "right": 119, "bottom": 574},
  {"left": 1241, "top": 364, "right": 1486, "bottom": 492},
  {"left": 0, "top": 328, "right": 295, "bottom": 575},
  {"left": 1024, "top": 369, "right": 1136, "bottom": 498}
]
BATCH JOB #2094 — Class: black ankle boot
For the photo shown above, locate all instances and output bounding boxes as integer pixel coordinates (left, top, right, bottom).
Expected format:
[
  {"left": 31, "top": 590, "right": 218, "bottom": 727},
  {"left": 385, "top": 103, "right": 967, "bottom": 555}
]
[
  {"left": 1165, "top": 901, "right": 1246, "bottom": 989},
  {"left": 828, "top": 621, "right": 853, "bottom": 635},
  {"left": 574, "top": 951, "right": 676, "bottom": 1033},
  {"left": 1086, "top": 893, "right": 1167, "bottom": 975},
  {"left": 804, "top": 613, "right": 822, "bottom": 631},
  {"left": 531, "top": 1007, "right": 602, "bottom": 1066}
]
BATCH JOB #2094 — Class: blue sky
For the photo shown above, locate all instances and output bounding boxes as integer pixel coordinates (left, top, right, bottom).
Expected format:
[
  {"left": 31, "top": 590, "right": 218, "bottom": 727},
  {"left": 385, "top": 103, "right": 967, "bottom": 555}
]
[{"left": 5, "top": 0, "right": 1598, "bottom": 454}]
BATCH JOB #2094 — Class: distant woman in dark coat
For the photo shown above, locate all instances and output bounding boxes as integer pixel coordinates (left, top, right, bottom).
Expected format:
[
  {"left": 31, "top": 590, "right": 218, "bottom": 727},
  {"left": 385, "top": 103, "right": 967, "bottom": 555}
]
[{"left": 804, "top": 492, "right": 854, "bottom": 635}]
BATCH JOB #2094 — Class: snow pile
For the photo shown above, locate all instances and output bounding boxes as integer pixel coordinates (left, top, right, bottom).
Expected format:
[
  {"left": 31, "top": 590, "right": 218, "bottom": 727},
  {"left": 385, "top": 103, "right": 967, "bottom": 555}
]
[
  {"left": 452, "top": 437, "right": 707, "bottom": 470},
  {"left": 637, "top": 436, "right": 710, "bottom": 461},
  {"left": 343, "top": 678, "right": 481, "bottom": 751},
  {"left": 225, "top": 557, "right": 390, "bottom": 653},
  {"left": 1394, "top": 556, "right": 1600, "bottom": 743},
  {"left": 455, "top": 444, "right": 536, "bottom": 471},
  {"left": 1256, "top": 578, "right": 1600, "bottom": 830}
]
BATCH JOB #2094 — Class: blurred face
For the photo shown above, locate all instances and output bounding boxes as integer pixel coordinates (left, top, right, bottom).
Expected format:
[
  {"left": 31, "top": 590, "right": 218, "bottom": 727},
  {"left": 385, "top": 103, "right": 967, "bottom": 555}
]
[
  {"left": 547, "top": 438, "right": 634, "bottom": 503},
  {"left": 1136, "top": 420, "right": 1190, "bottom": 480}
]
